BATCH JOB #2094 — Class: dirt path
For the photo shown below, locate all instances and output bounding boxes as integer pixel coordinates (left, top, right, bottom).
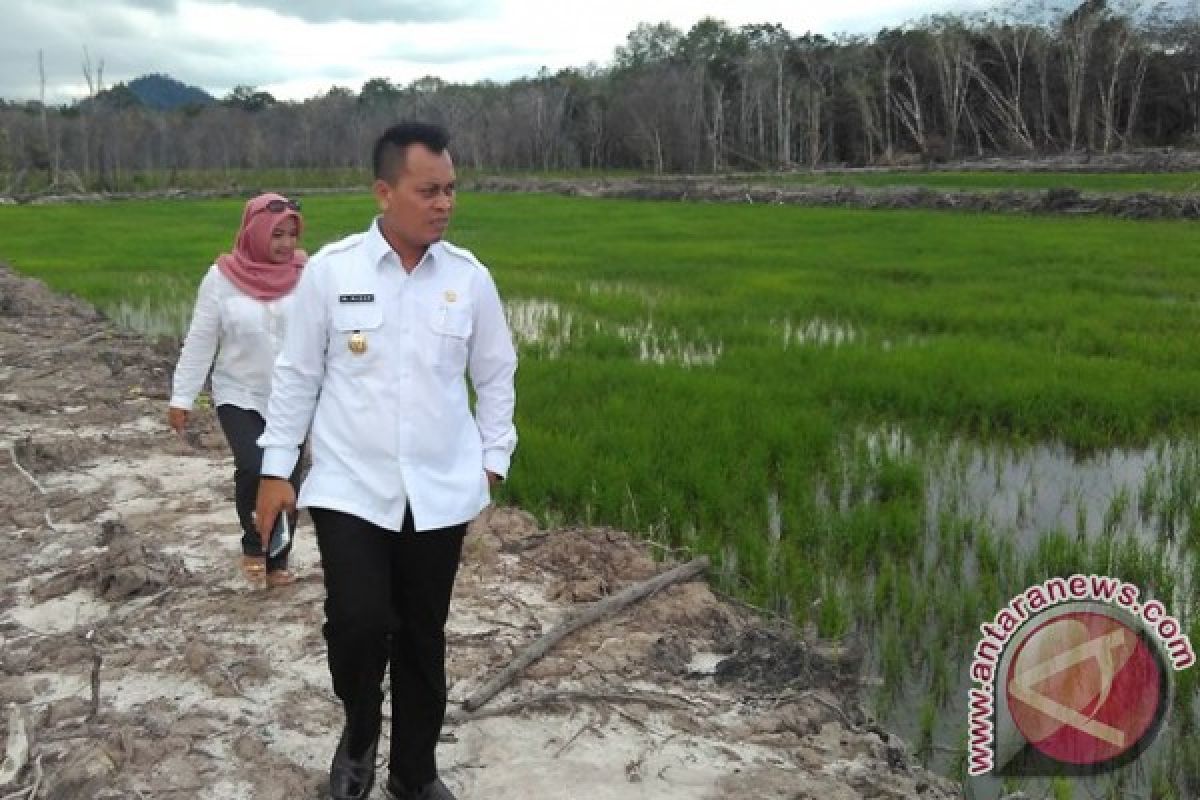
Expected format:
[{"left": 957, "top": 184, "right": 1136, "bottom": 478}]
[{"left": 0, "top": 264, "right": 959, "bottom": 799}]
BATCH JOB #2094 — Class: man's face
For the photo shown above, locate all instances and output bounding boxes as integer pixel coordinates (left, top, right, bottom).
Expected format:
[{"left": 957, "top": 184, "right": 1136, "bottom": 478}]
[{"left": 374, "top": 143, "right": 455, "bottom": 258}]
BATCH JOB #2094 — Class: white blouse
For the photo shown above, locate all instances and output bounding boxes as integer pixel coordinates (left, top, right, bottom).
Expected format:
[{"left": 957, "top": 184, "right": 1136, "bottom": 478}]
[{"left": 170, "top": 264, "right": 294, "bottom": 416}]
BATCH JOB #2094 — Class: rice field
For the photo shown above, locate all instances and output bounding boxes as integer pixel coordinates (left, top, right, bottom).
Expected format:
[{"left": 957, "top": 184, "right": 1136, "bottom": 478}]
[{"left": 3, "top": 191, "right": 1199, "bottom": 795}]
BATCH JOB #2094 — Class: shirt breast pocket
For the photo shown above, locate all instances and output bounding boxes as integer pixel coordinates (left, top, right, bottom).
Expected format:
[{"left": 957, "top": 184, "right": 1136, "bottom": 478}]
[
  {"left": 429, "top": 304, "right": 472, "bottom": 372},
  {"left": 331, "top": 304, "right": 383, "bottom": 367}
]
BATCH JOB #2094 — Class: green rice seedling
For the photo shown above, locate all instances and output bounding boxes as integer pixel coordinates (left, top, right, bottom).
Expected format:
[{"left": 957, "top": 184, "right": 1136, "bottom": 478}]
[
  {"left": 776, "top": 540, "right": 819, "bottom": 627},
  {"left": 974, "top": 527, "right": 999, "bottom": 584},
  {"left": 1181, "top": 737, "right": 1200, "bottom": 799},
  {"left": 1102, "top": 487, "right": 1132, "bottom": 538},
  {"left": 816, "top": 578, "right": 850, "bottom": 639},
  {"left": 1141, "top": 466, "right": 1164, "bottom": 524},
  {"left": 1174, "top": 656, "right": 1197, "bottom": 736},
  {"left": 1026, "top": 528, "right": 1089, "bottom": 583},
  {"left": 871, "top": 560, "right": 896, "bottom": 622},
  {"left": 843, "top": 572, "right": 870, "bottom": 628},
  {"left": 1186, "top": 504, "right": 1200, "bottom": 555},
  {"left": 955, "top": 584, "right": 981, "bottom": 641},
  {"left": 994, "top": 529, "right": 1019, "bottom": 587},
  {"left": 1050, "top": 776, "right": 1074, "bottom": 800},
  {"left": 1000, "top": 777, "right": 1023, "bottom": 796},
  {"left": 890, "top": 564, "right": 918, "bottom": 636},
  {"left": 928, "top": 651, "right": 951, "bottom": 709},
  {"left": 1151, "top": 770, "right": 1179, "bottom": 800},
  {"left": 916, "top": 697, "right": 937, "bottom": 765},
  {"left": 876, "top": 625, "right": 906, "bottom": 711}
]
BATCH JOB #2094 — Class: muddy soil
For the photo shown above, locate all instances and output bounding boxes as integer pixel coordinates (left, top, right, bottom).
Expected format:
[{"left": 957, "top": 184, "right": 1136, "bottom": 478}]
[{"left": 0, "top": 264, "right": 959, "bottom": 799}]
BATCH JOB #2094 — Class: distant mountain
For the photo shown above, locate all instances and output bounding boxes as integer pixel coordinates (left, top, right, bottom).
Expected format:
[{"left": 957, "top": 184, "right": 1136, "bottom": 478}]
[{"left": 126, "top": 74, "right": 214, "bottom": 111}]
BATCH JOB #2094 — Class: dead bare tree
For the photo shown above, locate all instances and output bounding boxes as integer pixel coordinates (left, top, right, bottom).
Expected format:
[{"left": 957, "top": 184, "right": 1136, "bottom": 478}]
[
  {"left": 80, "top": 47, "right": 104, "bottom": 187},
  {"left": 892, "top": 59, "right": 929, "bottom": 158},
  {"left": 37, "top": 50, "right": 60, "bottom": 186},
  {"left": 972, "top": 11, "right": 1038, "bottom": 152},
  {"left": 928, "top": 16, "right": 975, "bottom": 157},
  {"left": 1061, "top": 0, "right": 1105, "bottom": 151},
  {"left": 1093, "top": 4, "right": 1142, "bottom": 152},
  {"left": 794, "top": 35, "right": 836, "bottom": 168}
]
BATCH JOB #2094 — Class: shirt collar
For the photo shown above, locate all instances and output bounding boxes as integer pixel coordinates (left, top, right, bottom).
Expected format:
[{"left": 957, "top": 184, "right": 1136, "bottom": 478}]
[{"left": 367, "top": 217, "right": 442, "bottom": 273}]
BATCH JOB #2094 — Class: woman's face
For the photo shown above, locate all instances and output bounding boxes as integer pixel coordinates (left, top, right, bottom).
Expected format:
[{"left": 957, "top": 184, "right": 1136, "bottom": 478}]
[{"left": 268, "top": 217, "right": 299, "bottom": 263}]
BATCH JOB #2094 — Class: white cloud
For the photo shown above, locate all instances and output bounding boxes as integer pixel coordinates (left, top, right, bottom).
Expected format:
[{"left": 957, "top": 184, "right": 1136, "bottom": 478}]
[
  {"left": 1, "top": 0, "right": 996, "bottom": 104},
  {"left": 224, "top": 0, "right": 500, "bottom": 24}
]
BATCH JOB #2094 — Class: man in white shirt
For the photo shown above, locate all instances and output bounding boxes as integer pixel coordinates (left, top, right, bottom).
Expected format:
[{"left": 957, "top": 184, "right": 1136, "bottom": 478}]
[{"left": 255, "top": 122, "right": 517, "bottom": 800}]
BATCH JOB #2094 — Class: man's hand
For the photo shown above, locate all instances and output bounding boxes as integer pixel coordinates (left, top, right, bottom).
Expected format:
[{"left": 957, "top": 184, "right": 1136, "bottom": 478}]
[
  {"left": 486, "top": 470, "right": 501, "bottom": 487},
  {"left": 167, "top": 406, "right": 189, "bottom": 434},
  {"left": 256, "top": 477, "right": 296, "bottom": 552}
]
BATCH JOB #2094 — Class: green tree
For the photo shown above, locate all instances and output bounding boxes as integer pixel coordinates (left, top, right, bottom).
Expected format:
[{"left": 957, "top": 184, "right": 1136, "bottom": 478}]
[
  {"left": 358, "top": 77, "right": 401, "bottom": 107},
  {"left": 222, "top": 85, "right": 276, "bottom": 112},
  {"left": 613, "top": 21, "right": 683, "bottom": 70}
]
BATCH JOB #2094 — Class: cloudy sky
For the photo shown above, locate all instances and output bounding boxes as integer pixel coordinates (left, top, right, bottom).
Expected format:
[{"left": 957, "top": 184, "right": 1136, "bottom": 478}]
[{"left": 4, "top": 0, "right": 994, "bottom": 104}]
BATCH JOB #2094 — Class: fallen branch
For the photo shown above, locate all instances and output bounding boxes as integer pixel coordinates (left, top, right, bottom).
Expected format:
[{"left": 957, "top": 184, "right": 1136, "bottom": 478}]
[
  {"left": 4, "top": 444, "right": 62, "bottom": 534},
  {"left": 5, "top": 445, "right": 46, "bottom": 496},
  {"left": 462, "top": 555, "right": 710, "bottom": 712},
  {"left": 553, "top": 721, "right": 598, "bottom": 758},
  {"left": 87, "top": 633, "right": 102, "bottom": 721},
  {"left": 809, "top": 692, "right": 863, "bottom": 734},
  {"left": 27, "top": 756, "right": 40, "bottom": 800},
  {"left": 42, "top": 330, "right": 107, "bottom": 355},
  {"left": 449, "top": 688, "right": 700, "bottom": 725}
]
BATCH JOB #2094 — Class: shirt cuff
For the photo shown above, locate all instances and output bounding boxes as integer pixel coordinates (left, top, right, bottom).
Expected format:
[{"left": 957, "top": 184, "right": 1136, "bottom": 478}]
[
  {"left": 261, "top": 446, "right": 300, "bottom": 479},
  {"left": 483, "top": 449, "right": 510, "bottom": 479},
  {"left": 169, "top": 396, "right": 195, "bottom": 411}
]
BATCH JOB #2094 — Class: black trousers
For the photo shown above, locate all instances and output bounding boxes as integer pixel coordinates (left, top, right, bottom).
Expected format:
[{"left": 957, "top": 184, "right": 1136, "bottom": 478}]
[
  {"left": 215, "top": 404, "right": 302, "bottom": 571},
  {"left": 311, "top": 506, "right": 466, "bottom": 790}
]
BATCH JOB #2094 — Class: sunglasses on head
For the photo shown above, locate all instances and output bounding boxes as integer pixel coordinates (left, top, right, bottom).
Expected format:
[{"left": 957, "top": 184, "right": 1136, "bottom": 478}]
[{"left": 264, "top": 198, "right": 301, "bottom": 213}]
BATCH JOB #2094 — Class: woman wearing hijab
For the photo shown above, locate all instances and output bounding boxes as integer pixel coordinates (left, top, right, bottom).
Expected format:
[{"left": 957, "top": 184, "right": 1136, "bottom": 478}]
[{"left": 168, "top": 193, "right": 307, "bottom": 588}]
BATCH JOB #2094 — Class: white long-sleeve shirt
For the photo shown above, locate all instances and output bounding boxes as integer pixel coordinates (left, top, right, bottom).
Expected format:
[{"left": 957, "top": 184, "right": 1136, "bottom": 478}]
[
  {"left": 170, "top": 265, "right": 293, "bottom": 415},
  {"left": 258, "top": 219, "right": 518, "bottom": 532}
]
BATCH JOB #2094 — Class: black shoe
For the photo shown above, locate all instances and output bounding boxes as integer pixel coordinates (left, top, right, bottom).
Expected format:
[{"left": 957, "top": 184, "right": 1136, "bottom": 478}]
[
  {"left": 329, "top": 727, "right": 378, "bottom": 800},
  {"left": 384, "top": 775, "right": 457, "bottom": 800}
]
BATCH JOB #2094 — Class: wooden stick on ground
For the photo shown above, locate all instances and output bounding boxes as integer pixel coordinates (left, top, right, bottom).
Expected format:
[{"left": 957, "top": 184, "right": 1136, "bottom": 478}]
[
  {"left": 87, "top": 632, "right": 102, "bottom": 721},
  {"left": 462, "top": 555, "right": 710, "bottom": 712},
  {"left": 5, "top": 445, "right": 46, "bottom": 496},
  {"left": 449, "top": 687, "right": 704, "bottom": 725}
]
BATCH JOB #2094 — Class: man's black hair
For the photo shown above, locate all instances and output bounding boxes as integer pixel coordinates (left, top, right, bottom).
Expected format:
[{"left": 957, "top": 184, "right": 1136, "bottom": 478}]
[{"left": 372, "top": 122, "right": 450, "bottom": 182}]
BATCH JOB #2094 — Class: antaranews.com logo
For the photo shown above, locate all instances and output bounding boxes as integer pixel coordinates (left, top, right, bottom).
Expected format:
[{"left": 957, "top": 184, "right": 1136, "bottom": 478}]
[{"left": 968, "top": 574, "right": 1195, "bottom": 778}]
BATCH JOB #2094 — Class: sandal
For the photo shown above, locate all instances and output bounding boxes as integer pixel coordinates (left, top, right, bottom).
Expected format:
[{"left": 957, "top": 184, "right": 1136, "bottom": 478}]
[
  {"left": 241, "top": 555, "right": 266, "bottom": 585},
  {"left": 266, "top": 569, "right": 297, "bottom": 588}
]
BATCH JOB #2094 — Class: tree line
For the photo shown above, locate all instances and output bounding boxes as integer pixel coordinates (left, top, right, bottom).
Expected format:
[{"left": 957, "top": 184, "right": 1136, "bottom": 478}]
[{"left": 3, "top": 0, "right": 1200, "bottom": 191}]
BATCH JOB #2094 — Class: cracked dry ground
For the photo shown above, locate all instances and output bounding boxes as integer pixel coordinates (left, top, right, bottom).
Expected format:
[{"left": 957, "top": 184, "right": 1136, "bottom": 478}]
[{"left": 0, "top": 264, "right": 959, "bottom": 799}]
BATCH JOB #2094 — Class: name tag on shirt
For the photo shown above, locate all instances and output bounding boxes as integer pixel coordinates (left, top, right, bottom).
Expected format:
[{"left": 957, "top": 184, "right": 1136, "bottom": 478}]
[{"left": 339, "top": 294, "right": 375, "bottom": 303}]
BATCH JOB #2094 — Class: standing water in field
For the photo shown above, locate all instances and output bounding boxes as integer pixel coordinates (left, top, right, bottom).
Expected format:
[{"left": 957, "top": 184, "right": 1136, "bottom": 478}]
[{"left": 839, "top": 427, "right": 1200, "bottom": 794}]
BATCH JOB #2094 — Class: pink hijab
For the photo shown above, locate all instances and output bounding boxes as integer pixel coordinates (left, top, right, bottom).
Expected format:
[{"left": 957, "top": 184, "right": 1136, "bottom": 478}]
[{"left": 216, "top": 193, "right": 307, "bottom": 301}]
